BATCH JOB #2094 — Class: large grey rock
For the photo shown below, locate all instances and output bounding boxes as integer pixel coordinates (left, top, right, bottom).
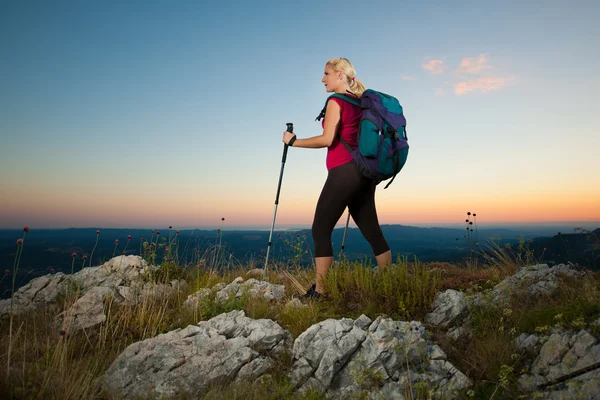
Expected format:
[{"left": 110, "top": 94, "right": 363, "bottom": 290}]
[
  {"left": 518, "top": 328, "right": 600, "bottom": 399},
  {"left": 425, "top": 289, "right": 468, "bottom": 329},
  {"left": 183, "top": 278, "right": 285, "bottom": 308},
  {"left": 100, "top": 310, "right": 292, "bottom": 399},
  {"left": 480, "top": 263, "right": 582, "bottom": 307},
  {"left": 0, "top": 273, "right": 68, "bottom": 318},
  {"left": 1, "top": 256, "right": 187, "bottom": 335},
  {"left": 290, "top": 314, "right": 471, "bottom": 399}
]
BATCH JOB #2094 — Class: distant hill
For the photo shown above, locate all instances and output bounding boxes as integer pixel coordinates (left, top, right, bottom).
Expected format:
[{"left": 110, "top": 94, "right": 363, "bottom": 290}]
[
  {"left": 1, "top": 225, "right": 597, "bottom": 299},
  {"left": 527, "top": 228, "right": 600, "bottom": 269}
]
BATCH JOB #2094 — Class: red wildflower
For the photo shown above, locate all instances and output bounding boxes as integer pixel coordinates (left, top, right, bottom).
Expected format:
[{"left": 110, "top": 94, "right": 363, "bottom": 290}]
[
  {"left": 24, "top": 226, "right": 30, "bottom": 233},
  {"left": 71, "top": 253, "right": 77, "bottom": 258},
  {"left": 169, "top": 226, "right": 172, "bottom": 229},
  {"left": 127, "top": 235, "right": 132, "bottom": 240},
  {"left": 83, "top": 255, "right": 88, "bottom": 261},
  {"left": 50, "top": 268, "right": 55, "bottom": 274},
  {"left": 16, "top": 238, "right": 23, "bottom": 246},
  {"left": 114, "top": 239, "right": 119, "bottom": 244},
  {"left": 96, "top": 230, "right": 100, "bottom": 235},
  {"left": 4, "top": 270, "right": 9, "bottom": 276}
]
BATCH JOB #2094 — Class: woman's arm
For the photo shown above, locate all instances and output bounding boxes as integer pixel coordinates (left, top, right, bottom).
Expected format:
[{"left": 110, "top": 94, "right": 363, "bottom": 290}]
[{"left": 283, "top": 99, "right": 341, "bottom": 148}]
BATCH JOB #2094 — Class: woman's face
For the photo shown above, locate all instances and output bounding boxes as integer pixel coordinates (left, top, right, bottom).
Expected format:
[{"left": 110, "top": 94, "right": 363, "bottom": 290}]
[{"left": 322, "top": 64, "right": 343, "bottom": 93}]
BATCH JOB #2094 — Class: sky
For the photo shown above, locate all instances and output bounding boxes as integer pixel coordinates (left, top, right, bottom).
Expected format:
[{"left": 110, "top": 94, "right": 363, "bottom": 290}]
[{"left": 1, "top": 0, "right": 599, "bottom": 231}]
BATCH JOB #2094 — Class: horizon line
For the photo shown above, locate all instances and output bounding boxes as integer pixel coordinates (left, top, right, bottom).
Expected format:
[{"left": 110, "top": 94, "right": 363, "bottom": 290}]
[{"left": 2, "top": 220, "right": 599, "bottom": 231}]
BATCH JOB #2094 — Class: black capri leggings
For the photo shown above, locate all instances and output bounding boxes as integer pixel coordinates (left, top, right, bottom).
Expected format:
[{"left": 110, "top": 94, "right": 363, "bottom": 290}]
[{"left": 312, "top": 161, "right": 390, "bottom": 258}]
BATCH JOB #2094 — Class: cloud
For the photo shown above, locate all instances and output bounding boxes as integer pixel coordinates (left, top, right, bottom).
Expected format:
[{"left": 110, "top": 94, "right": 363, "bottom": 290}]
[
  {"left": 402, "top": 75, "right": 416, "bottom": 80},
  {"left": 457, "top": 54, "right": 492, "bottom": 74},
  {"left": 422, "top": 59, "right": 446, "bottom": 75},
  {"left": 454, "top": 76, "right": 514, "bottom": 95}
]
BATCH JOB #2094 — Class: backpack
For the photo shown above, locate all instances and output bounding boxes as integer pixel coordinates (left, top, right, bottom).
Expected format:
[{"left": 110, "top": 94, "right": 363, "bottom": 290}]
[{"left": 316, "top": 89, "right": 409, "bottom": 189}]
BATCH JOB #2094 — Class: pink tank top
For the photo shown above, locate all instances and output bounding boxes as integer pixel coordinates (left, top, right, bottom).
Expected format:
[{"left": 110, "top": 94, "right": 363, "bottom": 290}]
[{"left": 322, "top": 95, "right": 362, "bottom": 170}]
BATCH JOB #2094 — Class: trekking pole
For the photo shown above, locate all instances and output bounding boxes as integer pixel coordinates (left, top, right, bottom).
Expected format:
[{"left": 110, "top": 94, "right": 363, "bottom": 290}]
[
  {"left": 339, "top": 209, "right": 351, "bottom": 258},
  {"left": 264, "top": 122, "right": 293, "bottom": 279}
]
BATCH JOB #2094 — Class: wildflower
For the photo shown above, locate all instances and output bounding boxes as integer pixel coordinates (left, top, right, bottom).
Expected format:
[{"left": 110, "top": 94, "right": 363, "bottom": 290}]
[
  {"left": 59, "top": 330, "right": 66, "bottom": 336},
  {"left": 122, "top": 251, "right": 126, "bottom": 255},
  {"left": 50, "top": 268, "right": 55, "bottom": 274},
  {"left": 469, "top": 221, "right": 473, "bottom": 225},
  {"left": 24, "top": 226, "right": 30, "bottom": 233},
  {"left": 96, "top": 230, "right": 100, "bottom": 235},
  {"left": 71, "top": 253, "right": 77, "bottom": 258},
  {"left": 221, "top": 217, "right": 225, "bottom": 221},
  {"left": 114, "top": 239, "right": 119, "bottom": 244},
  {"left": 169, "top": 226, "right": 172, "bottom": 229},
  {"left": 277, "top": 234, "right": 281, "bottom": 238},
  {"left": 152, "top": 230, "right": 155, "bottom": 234},
  {"left": 4, "top": 270, "right": 9, "bottom": 276},
  {"left": 156, "top": 231, "right": 160, "bottom": 235},
  {"left": 217, "top": 229, "right": 221, "bottom": 233},
  {"left": 465, "top": 219, "right": 469, "bottom": 223},
  {"left": 176, "top": 230, "right": 179, "bottom": 235},
  {"left": 473, "top": 213, "right": 476, "bottom": 217},
  {"left": 16, "top": 238, "right": 23, "bottom": 246},
  {"left": 83, "top": 255, "right": 88, "bottom": 261},
  {"left": 164, "top": 248, "right": 170, "bottom": 253},
  {"left": 127, "top": 235, "right": 132, "bottom": 240},
  {"left": 467, "top": 212, "right": 471, "bottom": 216}
]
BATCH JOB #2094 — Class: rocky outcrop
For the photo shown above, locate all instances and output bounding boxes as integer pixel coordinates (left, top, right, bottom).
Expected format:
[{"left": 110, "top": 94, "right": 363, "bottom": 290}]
[
  {"left": 290, "top": 314, "right": 471, "bottom": 399},
  {"left": 477, "top": 263, "right": 582, "bottom": 308},
  {"left": 100, "top": 312, "right": 471, "bottom": 399},
  {"left": 517, "top": 328, "right": 600, "bottom": 399},
  {"left": 424, "top": 264, "right": 583, "bottom": 340},
  {"left": 1, "top": 256, "right": 186, "bottom": 334},
  {"left": 183, "top": 277, "right": 285, "bottom": 308},
  {"left": 101, "top": 310, "right": 292, "bottom": 399}
]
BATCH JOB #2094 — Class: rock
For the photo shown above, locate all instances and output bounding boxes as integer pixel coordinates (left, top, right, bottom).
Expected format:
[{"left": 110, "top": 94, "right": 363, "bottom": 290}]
[
  {"left": 483, "top": 263, "right": 582, "bottom": 307},
  {"left": 0, "top": 273, "right": 68, "bottom": 319},
  {"left": 0, "top": 256, "right": 186, "bottom": 335},
  {"left": 518, "top": 328, "right": 600, "bottom": 399},
  {"left": 425, "top": 289, "right": 469, "bottom": 329},
  {"left": 290, "top": 314, "right": 471, "bottom": 399},
  {"left": 56, "top": 286, "right": 113, "bottom": 334},
  {"left": 100, "top": 310, "right": 292, "bottom": 399},
  {"left": 516, "top": 333, "right": 540, "bottom": 354},
  {"left": 184, "top": 278, "right": 286, "bottom": 308}
]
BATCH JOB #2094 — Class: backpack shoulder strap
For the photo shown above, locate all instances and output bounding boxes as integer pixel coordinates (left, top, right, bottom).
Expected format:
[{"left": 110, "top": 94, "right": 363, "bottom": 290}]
[{"left": 316, "top": 94, "right": 361, "bottom": 121}]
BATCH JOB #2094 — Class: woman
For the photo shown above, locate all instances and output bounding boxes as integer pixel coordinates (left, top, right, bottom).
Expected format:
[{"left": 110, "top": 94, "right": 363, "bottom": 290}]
[{"left": 282, "top": 57, "right": 392, "bottom": 299}]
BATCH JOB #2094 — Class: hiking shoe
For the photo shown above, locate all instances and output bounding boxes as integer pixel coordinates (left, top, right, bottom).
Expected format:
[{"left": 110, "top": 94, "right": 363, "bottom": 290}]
[{"left": 302, "top": 284, "right": 322, "bottom": 300}]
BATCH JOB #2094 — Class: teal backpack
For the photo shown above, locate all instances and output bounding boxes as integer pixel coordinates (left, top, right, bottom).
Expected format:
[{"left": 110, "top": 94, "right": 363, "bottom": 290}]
[{"left": 316, "top": 89, "right": 409, "bottom": 189}]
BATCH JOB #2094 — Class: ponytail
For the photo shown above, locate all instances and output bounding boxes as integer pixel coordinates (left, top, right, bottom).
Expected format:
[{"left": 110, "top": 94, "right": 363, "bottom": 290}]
[{"left": 326, "top": 57, "right": 367, "bottom": 98}]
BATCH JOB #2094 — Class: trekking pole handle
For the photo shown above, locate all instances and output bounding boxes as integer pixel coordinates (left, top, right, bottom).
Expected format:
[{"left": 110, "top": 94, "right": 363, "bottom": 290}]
[{"left": 282, "top": 123, "right": 293, "bottom": 163}]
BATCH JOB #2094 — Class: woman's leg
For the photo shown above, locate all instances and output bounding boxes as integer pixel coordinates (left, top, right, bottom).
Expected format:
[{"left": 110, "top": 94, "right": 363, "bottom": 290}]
[
  {"left": 348, "top": 177, "right": 392, "bottom": 270},
  {"left": 312, "top": 163, "right": 362, "bottom": 293}
]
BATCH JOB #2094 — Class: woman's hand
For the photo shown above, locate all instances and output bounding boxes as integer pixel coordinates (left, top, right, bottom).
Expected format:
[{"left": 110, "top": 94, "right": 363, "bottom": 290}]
[{"left": 283, "top": 131, "right": 296, "bottom": 145}]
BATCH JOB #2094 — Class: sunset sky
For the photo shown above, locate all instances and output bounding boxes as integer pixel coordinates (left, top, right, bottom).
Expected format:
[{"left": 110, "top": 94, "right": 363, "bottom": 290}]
[{"left": 1, "top": 0, "right": 599, "bottom": 230}]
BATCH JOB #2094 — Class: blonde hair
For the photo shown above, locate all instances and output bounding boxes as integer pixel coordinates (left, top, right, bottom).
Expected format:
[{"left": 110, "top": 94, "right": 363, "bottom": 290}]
[{"left": 326, "top": 57, "right": 367, "bottom": 97}]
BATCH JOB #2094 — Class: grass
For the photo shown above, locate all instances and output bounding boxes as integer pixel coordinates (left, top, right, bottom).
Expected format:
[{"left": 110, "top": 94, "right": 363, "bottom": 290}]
[{"left": 1, "top": 229, "right": 599, "bottom": 399}]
